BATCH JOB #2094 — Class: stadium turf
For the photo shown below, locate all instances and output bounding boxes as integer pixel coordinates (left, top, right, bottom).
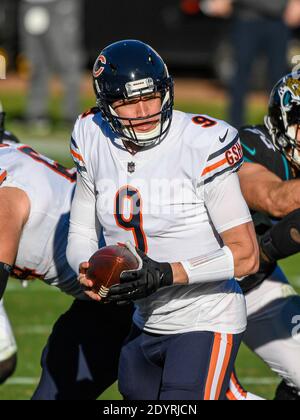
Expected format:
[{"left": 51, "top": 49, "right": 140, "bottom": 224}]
[{"left": 1, "top": 256, "right": 299, "bottom": 400}]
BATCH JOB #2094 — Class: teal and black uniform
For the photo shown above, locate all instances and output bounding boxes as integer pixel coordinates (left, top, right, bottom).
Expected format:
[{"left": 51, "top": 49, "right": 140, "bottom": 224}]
[
  {"left": 239, "top": 125, "right": 296, "bottom": 293},
  {"left": 238, "top": 124, "right": 300, "bottom": 400},
  {"left": 241, "top": 125, "right": 294, "bottom": 182}
]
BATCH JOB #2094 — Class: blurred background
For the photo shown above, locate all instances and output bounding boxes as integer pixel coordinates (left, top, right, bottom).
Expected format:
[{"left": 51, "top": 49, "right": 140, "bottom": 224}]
[
  {"left": 1, "top": 0, "right": 300, "bottom": 400},
  {"left": 2, "top": 0, "right": 300, "bottom": 150}
]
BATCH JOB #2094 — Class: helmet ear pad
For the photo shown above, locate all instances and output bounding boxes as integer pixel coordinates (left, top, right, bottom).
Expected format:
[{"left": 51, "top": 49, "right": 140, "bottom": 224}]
[{"left": 92, "top": 40, "right": 174, "bottom": 146}]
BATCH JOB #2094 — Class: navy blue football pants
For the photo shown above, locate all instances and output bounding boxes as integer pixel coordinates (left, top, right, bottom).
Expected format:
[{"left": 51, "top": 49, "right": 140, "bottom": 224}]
[
  {"left": 119, "top": 325, "right": 243, "bottom": 400},
  {"left": 32, "top": 300, "right": 134, "bottom": 400}
]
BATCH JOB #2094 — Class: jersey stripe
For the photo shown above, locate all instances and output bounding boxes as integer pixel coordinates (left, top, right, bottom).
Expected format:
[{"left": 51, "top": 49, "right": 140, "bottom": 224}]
[
  {"left": 70, "top": 137, "right": 83, "bottom": 158},
  {"left": 226, "top": 389, "right": 238, "bottom": 400},
  {"left": 202, "top": 133, "right": 243, "bottom": 184},
  {"left": 281, "top": 155, "right": 290, "bottom": 181},
  {"left": 204, "top": 333, "right": 233, "bottom": 400},
  {"left": 71, "top": 148, "right": 84, "bottom": 162},
  {"left": 226, "top": 372, "right": 248, "bottom": 400},
  {"left": 214, "top": 334, "right": 233, "bottom": 400},
  {"left": 70, "top": 137, "right": 87, "bottom": 173},
  {"left": 207, "top": 133, "right": 239, "bottom": 162},
  {"left": 203, "top": 157, "right": 243, "bottom": 185},
  {"left": 230, "top": 372, "right": 248, "bottom": 398},
  {"left": 0, "top": 169, "right": 7, "bottom": 185},
  {"left": 204, "top": 333, "right": 222, "bottom": 400},
  {"left": 202, "top": 158, "right": 228, "bottom": 176}
]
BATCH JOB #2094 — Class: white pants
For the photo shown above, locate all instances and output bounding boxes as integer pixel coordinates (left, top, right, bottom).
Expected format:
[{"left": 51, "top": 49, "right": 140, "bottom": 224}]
[
  {"left": 244, "top": 266, "right": 300, "bottom": 389},
  {"left": 0, "top": 299, "right": 17, "bottom": 362}
]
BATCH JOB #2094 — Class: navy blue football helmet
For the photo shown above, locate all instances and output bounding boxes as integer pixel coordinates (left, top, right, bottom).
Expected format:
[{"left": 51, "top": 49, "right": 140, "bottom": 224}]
[{"left": 93, "top": 40, "right": 174, "bottom": 146}]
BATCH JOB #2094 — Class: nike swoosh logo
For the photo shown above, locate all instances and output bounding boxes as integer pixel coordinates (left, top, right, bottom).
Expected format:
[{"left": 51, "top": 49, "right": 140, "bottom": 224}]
[
  {"left": 219, "top": 129, "right": 229, "bottom": 143},
  {"left": 242, "top": 143, "right": 257, "bottom": 157}
]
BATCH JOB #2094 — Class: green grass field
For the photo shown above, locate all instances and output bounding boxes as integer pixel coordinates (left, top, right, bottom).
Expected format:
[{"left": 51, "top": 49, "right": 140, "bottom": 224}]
[
  {"left": 1, "top": 257, "right": 299, "bottom": 401},
  {"left": 0, "top": 88, "right": 299, "bottom": 400}
]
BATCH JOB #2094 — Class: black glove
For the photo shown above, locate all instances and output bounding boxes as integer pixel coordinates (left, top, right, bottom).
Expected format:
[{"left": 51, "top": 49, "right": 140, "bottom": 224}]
[{"left": 107, "top": 247, "right": 173, "bottom": 304}]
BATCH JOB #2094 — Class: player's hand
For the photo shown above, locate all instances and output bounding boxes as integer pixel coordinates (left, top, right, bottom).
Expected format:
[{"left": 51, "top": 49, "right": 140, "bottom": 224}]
[
  {"left": 284, "top": 0, "right": 300, "bottom": 28},
  {"left": 78, "top": 262, "right": 101, "bottom": 302},
  {"left": 107, "top": 246, "right": 174, "bottom": 303}
]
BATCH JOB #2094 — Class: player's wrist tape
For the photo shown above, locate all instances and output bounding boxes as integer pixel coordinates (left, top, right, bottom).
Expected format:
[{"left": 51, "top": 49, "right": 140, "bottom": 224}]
[
  {"left": 181, "top": 246, "right": 234, "bottom": 284},
  {"left": 158, "top": 262, "right": 174, "bottom": 287},
  {"left": 260, "top": 209, "right": 300, "bottom": 263},
  {"left": 0, "top": 262, "right": 12, "bottom": 300}
]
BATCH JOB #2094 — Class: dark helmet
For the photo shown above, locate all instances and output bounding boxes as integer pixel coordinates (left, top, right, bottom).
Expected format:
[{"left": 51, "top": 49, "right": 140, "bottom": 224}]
[
  {"left": 93, "top": 39, "right": 174, "bottom": 146},
  {"left": 0, "top": 101, "right": 20, "bottom": 144},
  {"left": 265, "top": 71, "right": 300, "bottom": 169}
]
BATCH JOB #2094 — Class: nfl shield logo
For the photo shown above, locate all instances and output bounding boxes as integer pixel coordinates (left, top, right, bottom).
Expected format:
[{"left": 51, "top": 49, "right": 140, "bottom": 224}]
[{"left": 127, "top": 162, "right": 136, "bottom": 174}]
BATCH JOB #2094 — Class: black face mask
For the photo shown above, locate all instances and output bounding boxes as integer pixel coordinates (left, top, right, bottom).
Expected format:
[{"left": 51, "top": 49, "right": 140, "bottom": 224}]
[{"left": 287, "top": 104, "right": 300, "bottom": 128}]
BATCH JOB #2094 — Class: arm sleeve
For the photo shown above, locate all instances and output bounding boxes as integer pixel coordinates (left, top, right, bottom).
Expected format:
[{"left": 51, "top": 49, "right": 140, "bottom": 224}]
[
  {"left": 66, "top": 171, "right": 100, "bottom": 274},
  {"left": 204, "top": 171, "right": 252, "bottom": 234},
  {"left": 201, "top": 127, "right": 244, "bottom": 185},
  {"left": 66, "top": 122, "right": 101, "bottom": 274}
]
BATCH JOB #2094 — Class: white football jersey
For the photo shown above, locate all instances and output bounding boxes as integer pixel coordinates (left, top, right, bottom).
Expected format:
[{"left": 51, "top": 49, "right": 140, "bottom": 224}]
[
  {"left": 0, "top": 142, "right": 85, "bottom": 299},
  {"left": 69, "top": 109, "right": 252, "bottom": 334},
  {"left": 0, "top": 298, "right": 16, "bottom": 362}
]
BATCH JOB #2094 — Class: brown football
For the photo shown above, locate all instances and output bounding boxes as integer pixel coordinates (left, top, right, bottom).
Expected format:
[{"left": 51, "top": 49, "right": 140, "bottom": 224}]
[{"left": 87, "top": 244, "right": 139, "bottom": 300}]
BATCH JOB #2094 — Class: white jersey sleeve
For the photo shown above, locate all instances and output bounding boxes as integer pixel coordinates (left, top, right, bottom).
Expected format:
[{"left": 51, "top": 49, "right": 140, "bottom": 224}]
[
  {"left": 200, "top": 124, "right": 244, "bottom": 185},
  {"left": 0, "top": 143, "right": 86, "bottom": 299},
  {"left": 199, "top": 123, "right": 252, "bottom": 233},
  {"left": 0, "top": 155, "right": 35, "bottom": 201},
  {"left": 205, "top": 172, "right": 252, "bottom": 233},
  {"left": 67, "top": 115, "right": 101, "bottom": 273}
]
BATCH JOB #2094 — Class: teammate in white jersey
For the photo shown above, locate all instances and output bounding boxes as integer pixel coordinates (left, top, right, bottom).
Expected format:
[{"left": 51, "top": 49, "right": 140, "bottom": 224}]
[
  {"left": 67, "top": 39, "right": 259, "bottom": 400},
  {"left": 0, "top": 108, "right": 19, "bottom": 384},
  {"left": 0, "top": 122, "right": 81, "bottom": 385},
  {"left": 0, "top": 107, "right": 133, "bottom": 398}
]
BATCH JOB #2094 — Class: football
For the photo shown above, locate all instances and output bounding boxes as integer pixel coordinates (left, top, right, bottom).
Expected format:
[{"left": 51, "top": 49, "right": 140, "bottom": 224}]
[{"left": 87, "top": 243, "right": 140, "bottom": 300}]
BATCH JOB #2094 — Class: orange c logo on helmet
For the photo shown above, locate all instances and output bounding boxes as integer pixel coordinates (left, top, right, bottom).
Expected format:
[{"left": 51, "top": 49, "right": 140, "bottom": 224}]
[{"left": 93, "top": 55, "right": 106, "bottom": 77}]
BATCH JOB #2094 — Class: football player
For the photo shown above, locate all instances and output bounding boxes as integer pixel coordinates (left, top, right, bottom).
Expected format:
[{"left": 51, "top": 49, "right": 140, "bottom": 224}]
[
  {"left": 0, "top": 104, "right": 19, "bottom": 384},
  {"left": 0, "top": 105, "right": 133, "bottom": 397},
  {"left": 236, "top": 72, "right": 300, "bottom": 400},
  {"left": 67, "top": 39, "right": 259, "bottom": 400}
]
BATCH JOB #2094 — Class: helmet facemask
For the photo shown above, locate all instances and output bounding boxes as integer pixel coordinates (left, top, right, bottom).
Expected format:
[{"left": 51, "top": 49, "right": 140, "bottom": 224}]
[
  {"left": 266, "top": 74, "right": 300, "bottom": 170},
  {"left": 95, "top": 77, "right": 174, "bottom": 147}
]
